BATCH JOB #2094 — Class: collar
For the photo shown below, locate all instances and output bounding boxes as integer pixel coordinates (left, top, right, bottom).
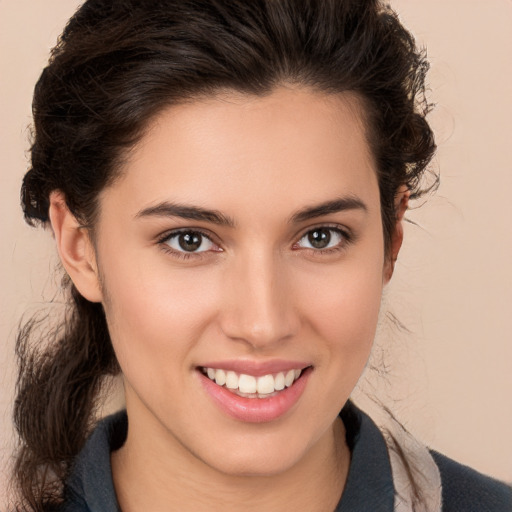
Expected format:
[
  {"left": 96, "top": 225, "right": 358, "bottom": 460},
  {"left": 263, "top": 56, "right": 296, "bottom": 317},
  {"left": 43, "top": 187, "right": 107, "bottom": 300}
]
[{"left": 64, "top": 402, "right": 395, "bottom": 511}]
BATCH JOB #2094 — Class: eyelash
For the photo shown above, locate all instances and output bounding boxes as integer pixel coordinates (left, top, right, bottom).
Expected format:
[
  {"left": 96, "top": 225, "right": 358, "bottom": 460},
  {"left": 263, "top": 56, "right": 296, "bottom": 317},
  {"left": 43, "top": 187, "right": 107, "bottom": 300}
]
[
  {"left": 157, "top": 225, "right": 353, "bottom": 261},
  {"left": 293, "top": 225, "right": 353, "bottom": 256},
  {"left": 157, "top": 229, "right": 220, "bottom": 260}
]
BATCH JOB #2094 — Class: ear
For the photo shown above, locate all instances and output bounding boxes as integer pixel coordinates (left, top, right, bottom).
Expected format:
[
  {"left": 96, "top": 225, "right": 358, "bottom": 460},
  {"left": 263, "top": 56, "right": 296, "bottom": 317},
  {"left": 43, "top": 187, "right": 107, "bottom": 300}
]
[
  {"left": 383, "top": 186, "right": 409, "bottom": 284},
  {"left": 49, "top": 191, "right": 103, "bottom": 303}
]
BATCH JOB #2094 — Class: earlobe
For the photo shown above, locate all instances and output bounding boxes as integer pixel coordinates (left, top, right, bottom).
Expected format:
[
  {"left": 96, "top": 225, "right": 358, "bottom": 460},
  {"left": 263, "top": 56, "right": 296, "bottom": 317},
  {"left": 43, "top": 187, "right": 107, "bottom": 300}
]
[
  {"left": 49, "top": 191, "right": 103, "bottom": 303},
  {"left": 384, "top": 186, "right": 410, "bottom": 283}
]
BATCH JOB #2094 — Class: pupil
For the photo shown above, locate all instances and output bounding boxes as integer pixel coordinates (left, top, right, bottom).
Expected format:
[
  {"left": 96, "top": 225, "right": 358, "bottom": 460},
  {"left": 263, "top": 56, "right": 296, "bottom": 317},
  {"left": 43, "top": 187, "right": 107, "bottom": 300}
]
[
  {"left": 308, "top": 229, "right": 331, "bottom": 249},
  {"left": 178, "top": 232, "right": 202, "bottom": 251}
]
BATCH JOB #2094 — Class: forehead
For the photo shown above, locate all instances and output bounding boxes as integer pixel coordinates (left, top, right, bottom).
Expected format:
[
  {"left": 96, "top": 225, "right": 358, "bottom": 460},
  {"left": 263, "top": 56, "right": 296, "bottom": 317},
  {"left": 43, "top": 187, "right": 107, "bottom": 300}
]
[{"left": 103, "top": 87, "right": 379, "bottom": 220}]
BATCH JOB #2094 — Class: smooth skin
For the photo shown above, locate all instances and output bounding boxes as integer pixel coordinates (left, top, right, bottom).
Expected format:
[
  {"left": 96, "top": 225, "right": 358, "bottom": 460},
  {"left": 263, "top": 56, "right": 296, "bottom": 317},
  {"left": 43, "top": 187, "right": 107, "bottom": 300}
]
[{"left": 50, "top": 87, "right": 407, "bottom": 511}]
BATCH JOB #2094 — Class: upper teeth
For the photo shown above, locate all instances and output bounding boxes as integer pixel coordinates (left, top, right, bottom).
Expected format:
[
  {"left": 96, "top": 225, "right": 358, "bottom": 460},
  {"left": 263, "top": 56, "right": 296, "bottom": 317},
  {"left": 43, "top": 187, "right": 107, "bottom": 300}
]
[{"left": 204, "top": 368, "right": 302, "bottom": 396}]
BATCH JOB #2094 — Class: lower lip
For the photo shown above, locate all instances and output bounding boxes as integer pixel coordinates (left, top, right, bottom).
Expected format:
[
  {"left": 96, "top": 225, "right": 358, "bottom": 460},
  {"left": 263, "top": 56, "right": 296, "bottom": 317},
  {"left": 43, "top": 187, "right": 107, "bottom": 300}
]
[{"left": 198, "top": 368, "right": 311, "bottom": 423}]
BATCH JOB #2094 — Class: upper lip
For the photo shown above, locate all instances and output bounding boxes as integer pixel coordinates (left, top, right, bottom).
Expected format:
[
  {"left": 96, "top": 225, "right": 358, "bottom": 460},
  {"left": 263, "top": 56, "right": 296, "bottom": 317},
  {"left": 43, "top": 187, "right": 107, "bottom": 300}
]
[{"left": 198, "top": 359, "right": 311, "bottom": 376}]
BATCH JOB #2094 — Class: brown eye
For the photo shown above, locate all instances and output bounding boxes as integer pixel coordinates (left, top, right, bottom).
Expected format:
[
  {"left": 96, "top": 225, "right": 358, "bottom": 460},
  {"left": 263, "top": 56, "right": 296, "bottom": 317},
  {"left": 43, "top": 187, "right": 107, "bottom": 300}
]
[
  {"left": 165, "top": 231, "right": 215, "bottom": 253},
  {"left": 308, "top": 229, "right": 332, "bottom": 249},
  {"left": 296, "top": 227, "right": 345, "bottom": 250},
  {"left": 179, "top": 232, "right": 203, "bottom": 251}
]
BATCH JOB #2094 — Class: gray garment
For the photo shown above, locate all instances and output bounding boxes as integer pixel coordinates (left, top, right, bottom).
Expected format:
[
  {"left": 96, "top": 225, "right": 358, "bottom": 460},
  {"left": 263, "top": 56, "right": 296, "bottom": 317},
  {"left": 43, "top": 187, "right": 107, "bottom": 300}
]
[{"left": 61, "top": 403, "right": 511, "bottom": 511}]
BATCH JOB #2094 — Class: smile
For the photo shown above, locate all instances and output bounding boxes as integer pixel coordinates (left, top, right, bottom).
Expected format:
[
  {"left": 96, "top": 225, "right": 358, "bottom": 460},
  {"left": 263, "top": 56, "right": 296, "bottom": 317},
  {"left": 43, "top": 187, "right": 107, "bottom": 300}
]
[
  {"left": 201, "top": 367, "right": 303, "bottom": 398},
  {"left": 198, "top": 363, "right": 312, "bottom": 423}
]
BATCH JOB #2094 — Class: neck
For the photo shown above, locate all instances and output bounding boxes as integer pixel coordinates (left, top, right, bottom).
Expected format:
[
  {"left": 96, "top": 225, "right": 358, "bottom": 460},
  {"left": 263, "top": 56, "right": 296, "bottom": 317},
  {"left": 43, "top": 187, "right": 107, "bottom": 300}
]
[{"left": 111, "top": 408, "right": 350, "bottom": 512}]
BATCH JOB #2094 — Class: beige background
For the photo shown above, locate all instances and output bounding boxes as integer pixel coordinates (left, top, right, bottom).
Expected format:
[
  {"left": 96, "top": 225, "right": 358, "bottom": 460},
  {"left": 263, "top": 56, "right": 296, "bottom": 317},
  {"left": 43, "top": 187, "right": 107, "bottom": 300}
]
[{"left": 1, "top": 0, "right": 511, "bottom": 505}]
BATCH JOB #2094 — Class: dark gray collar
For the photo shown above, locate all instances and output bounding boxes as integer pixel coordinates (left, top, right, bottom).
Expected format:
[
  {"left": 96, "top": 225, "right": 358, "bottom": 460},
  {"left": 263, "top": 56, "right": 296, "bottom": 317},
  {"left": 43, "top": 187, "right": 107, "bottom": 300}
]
[
  {"left": 336, "top": 402, "right": 394, "bottom": 511},
  {"left": 64, "top": 402, "right": 394, "bottom": 511}
]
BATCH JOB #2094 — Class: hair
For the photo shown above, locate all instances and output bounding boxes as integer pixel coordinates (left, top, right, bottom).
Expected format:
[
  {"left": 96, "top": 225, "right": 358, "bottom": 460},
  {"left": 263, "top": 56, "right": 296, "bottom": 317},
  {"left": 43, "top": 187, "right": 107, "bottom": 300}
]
[{"left": 14, "top": 0, "right": 436, "bottom": 509}]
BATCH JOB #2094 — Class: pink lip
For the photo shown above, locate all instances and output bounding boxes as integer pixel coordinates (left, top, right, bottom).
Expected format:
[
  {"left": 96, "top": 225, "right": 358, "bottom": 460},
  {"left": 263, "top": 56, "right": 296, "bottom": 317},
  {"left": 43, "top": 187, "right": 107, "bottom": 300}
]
[
  {"left": 198, "top": 366, "right": 312, "bottom": 423},
  {"left": 199, "top": 359, "right": 310, "bottom": 376}
]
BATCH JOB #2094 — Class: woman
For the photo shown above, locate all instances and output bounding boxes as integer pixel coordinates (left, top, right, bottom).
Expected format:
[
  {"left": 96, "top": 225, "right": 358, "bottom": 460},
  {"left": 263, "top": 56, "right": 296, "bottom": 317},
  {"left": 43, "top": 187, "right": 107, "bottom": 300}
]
[{"left": 11, "top": 0, "right": 511, "bottom": 510}]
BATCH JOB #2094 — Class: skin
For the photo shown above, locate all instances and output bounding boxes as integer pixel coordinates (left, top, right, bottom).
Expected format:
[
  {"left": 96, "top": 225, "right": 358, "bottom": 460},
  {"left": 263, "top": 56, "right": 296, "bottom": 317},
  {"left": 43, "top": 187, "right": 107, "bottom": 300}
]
[{"left": 50, "top": 87, "right": 407, "bottom": 511}]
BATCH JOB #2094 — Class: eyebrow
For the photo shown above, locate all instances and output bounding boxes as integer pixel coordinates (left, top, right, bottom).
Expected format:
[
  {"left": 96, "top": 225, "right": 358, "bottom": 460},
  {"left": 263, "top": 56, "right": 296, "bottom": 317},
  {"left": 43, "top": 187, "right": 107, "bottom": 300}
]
[
  {"left": 290, "top": 196, "right": 368, "bottom": 223},
  {"left": 135, "top": 195, "right": 367, "bottom": 227},
  {"left": 135, "top": 202, "right": 236, "bottom": 227}
]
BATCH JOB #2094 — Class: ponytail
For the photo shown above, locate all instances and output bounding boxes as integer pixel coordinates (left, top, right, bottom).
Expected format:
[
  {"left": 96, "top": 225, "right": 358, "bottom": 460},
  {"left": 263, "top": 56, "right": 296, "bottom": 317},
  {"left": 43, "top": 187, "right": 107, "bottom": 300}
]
[{"left": 13, "top": 282, "right": 118, "bottom": 510}]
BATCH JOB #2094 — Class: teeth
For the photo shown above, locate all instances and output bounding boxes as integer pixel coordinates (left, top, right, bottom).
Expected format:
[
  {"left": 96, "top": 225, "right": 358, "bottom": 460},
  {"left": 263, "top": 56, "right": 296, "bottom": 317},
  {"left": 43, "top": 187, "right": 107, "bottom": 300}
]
[
  {"left": 256, "top": 374, "right": 275, "bottom": 394},
  {"left": 214, "top": 369, "right": 226, "bottom": 386},
  {"left": 284, "top": 370, "right": 295, "bottom": 387},
  {"left": 238, "top": 374, "right": 257, "bottom": 394},
  {"left": 225, "top": 371, "right": 238, "bottom": 389},
  {"left": 203, "top": 367, "right": 305, "bottom": 397},
  {"left": 274, "top": 372, "right": 285, "bottom": 391}
]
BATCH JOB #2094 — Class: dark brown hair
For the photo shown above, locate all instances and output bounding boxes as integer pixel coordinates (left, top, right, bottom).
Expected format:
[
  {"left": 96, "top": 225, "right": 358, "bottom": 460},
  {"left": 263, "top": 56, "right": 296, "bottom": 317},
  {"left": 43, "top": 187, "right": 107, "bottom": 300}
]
[{"left": 14, "top": 0, "right": 436, "bottom": 509}]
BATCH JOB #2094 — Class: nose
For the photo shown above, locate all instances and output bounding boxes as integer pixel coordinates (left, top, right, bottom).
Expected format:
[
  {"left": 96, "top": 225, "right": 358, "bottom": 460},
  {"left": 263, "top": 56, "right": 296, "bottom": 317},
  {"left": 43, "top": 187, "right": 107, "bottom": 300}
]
[{"left": 219, "top": 250, "right": 299, "bottom": 349}]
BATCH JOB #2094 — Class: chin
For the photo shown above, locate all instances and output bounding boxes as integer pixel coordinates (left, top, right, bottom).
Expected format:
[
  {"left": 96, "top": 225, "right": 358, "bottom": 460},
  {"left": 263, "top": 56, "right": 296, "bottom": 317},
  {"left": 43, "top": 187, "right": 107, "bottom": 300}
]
[
  {"left": 204, "top": 449, "right": 304, "bottom": 478},
  {"left": 189, "top": 426, "right": 320, "bottom": 478}
]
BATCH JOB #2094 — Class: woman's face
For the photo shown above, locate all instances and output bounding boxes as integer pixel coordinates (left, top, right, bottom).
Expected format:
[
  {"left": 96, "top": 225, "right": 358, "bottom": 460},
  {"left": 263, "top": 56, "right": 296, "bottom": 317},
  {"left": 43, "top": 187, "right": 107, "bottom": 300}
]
[{"left": 94, "top": 87, "right": 390, "bottom": 476}]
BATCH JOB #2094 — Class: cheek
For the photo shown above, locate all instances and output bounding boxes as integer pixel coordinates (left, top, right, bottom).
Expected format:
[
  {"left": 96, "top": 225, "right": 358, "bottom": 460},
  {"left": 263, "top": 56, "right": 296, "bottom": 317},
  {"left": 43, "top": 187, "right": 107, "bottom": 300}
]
[
  {"left": 303, "top": 251, "right": 384, "bottom": 340},
  {"left": 297, "top": 249, "right": 385, "bottom": 386},
  {"left": 100, "top": 253, "right": 220, "bottom": 382}
]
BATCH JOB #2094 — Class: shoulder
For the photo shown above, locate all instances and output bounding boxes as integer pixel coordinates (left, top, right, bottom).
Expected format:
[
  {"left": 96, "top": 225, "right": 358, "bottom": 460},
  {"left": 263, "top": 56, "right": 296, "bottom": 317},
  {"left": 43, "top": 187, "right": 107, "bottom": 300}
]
[
  {"left": 59, "top": 410, "right": 127, "bottom": 512},
  {"left": 431, "top": 450, "right": 512, "bottom": 512},
  {"left": 57, "top": 501, "right": 89, "bottom": 512}
]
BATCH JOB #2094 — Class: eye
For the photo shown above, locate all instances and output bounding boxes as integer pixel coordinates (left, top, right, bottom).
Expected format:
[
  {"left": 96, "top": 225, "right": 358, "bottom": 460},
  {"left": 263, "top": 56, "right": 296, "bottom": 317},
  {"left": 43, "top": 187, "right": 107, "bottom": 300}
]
[
  {"left": 163, "top": 230, "right": 217, "bottom": 253},
  {"left": 295, "top": 227, "right": 346, "bottom": 250}
]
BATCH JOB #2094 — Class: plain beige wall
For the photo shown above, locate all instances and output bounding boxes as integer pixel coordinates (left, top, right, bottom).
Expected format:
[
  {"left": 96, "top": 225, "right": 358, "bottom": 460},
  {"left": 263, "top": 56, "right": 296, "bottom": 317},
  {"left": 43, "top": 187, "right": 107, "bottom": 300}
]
[{"left": 1, "top": 0, "right": 511, "bottom": 504}]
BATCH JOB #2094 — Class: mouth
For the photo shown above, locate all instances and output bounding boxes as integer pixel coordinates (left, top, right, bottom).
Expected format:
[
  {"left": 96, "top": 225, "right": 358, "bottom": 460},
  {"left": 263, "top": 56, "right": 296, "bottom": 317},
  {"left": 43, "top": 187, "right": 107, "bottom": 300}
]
[
  {"left": 200, "top": 367, "right": 306, "bottom": 399},
  {"left": 197, "top": 363, "right": 312, "bottom": 423}
]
